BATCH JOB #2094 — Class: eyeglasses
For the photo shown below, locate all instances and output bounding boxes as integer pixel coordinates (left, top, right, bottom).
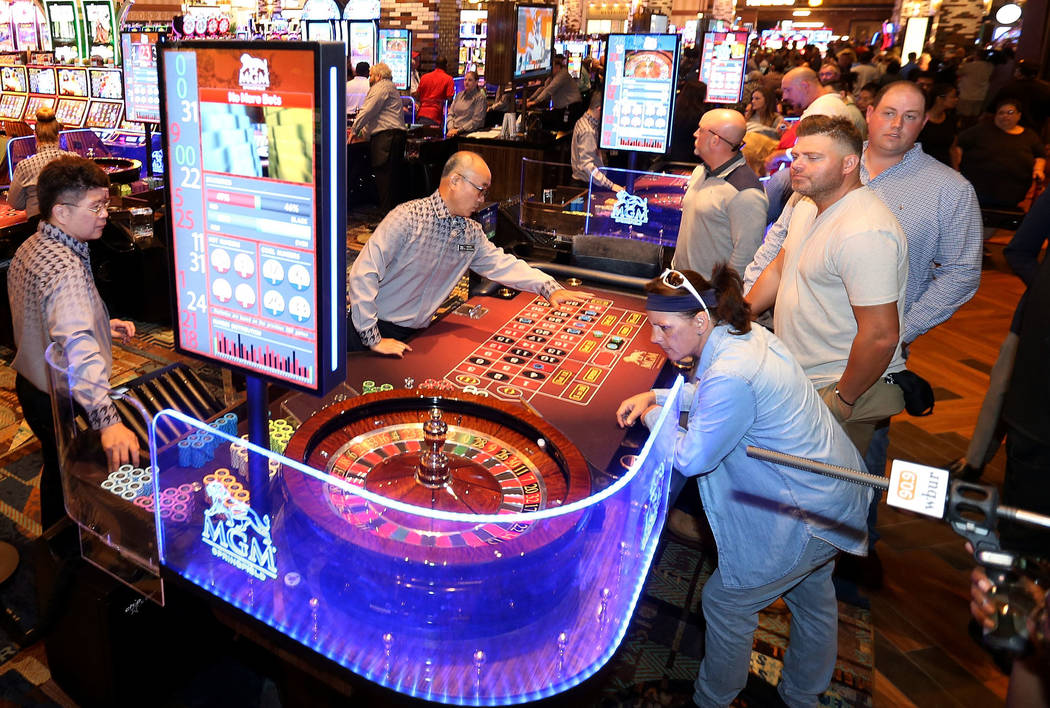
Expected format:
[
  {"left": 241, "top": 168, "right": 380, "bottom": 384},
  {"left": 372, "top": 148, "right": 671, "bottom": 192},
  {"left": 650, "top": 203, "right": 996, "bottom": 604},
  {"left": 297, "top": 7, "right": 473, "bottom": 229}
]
[
  {"left": 59, "top": 199, "right": 110, "bottom": 216},
  {"left": 699, "top": 126, "right": 739, "bottom": 150},
  {"left": 997, "top": 108, "right": 1019, "bottom": 116},
  {"left": 660, "top": 268, "right": 711, "bottom": 322},
  {"left": 456, "top": 173, "right": 489, "bottom": 198}
]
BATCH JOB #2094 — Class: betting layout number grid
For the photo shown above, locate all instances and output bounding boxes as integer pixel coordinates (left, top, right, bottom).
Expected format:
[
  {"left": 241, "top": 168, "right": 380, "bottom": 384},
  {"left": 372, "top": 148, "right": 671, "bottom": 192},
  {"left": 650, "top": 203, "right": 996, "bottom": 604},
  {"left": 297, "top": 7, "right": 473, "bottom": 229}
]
[{"left": 447, "top": 295, "right": 650, "bottom": 405}]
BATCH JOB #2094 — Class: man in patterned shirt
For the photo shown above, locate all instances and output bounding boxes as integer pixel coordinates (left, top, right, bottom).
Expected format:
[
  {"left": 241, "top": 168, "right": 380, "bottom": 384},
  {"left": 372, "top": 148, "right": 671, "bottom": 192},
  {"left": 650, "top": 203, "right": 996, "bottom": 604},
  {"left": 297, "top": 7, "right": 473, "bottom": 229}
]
[
  {"left": 348, "top": 151, "right": 592, "bottom": 357},
  {"left": 8, "top": 156, "right": 139, "bottom": 529}
]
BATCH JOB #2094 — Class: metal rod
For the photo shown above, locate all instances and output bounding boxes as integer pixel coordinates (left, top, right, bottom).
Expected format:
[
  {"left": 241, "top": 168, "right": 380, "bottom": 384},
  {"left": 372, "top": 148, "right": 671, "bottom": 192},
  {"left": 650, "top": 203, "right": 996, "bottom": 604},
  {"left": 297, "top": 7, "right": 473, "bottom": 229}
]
[
  {"left": 745, "top": 446, "right": 890, "bottom": 490},
  {"left": 999, "top": 505, "right": 1050, "bottom": 530}
]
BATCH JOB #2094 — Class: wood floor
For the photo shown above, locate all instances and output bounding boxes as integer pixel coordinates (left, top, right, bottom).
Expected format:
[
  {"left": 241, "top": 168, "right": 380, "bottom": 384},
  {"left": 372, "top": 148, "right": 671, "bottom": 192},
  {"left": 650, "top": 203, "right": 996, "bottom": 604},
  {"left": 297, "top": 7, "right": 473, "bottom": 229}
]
[{"left": 869, "top": 236, "right": 1029, "bottom": 707}]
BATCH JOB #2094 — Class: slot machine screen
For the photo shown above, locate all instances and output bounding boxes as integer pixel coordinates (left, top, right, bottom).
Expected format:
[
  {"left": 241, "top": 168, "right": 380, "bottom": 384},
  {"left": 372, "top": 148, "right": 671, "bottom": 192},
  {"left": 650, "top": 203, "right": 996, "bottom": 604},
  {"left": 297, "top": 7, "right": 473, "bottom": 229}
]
[
  {"left": 85, "top": 99, "right": 122, "bottom": 128},
  {"left": 599, "top": 33, "right": 680, "bottom": 153},
  {"left": 514, "top": 5, "right": 554, "bottom": 80},
  {"left": 24, "top": 95, "right": 55, "bottom": 121},
  {"left": 58, "top": 67, "right": 88, "bottom": 96},
  {"left": 55, "top": 96, "right": 86, "bottom": 125},
  {"left": 28, "top": 66, "right": 57, "bottom": 94},
  {"left": 89, "top": 67, "right": 123, "bottom": 99},
  {"left": 121, "top": 31, "right": 160, "bottom": 123},
  {"left": 377, "top": 28, "right": 411, "bottom": 91},
  {"left": 698, "top": 30, "right": 750, "bottom": 103},
  {"left": 0, "top": 93, "right": 27, "bottom": 119},
  {"left": 1, "top": 65, "right": 27, "bottom": 92},
  {"left": 159, "top": 41, "right": 346, "bottom": 394},
  {"left": 347, "top": 21, "right": 375, "bottom": 66}
]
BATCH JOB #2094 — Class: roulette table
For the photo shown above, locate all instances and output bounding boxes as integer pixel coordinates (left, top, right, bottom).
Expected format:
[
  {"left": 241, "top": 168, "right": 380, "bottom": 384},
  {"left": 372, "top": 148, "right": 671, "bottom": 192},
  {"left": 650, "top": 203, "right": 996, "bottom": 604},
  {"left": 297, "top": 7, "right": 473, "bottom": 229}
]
[{"left": 343, "top": 287, "right": 668, "bottom": 472}]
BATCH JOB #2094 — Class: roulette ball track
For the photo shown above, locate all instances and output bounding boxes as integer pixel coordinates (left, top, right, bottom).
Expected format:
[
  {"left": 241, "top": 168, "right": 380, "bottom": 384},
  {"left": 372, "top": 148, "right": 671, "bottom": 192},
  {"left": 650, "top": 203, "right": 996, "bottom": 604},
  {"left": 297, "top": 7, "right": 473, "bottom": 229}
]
[{"left": 279, "top": 388, "right": 594, "bottom": 632}]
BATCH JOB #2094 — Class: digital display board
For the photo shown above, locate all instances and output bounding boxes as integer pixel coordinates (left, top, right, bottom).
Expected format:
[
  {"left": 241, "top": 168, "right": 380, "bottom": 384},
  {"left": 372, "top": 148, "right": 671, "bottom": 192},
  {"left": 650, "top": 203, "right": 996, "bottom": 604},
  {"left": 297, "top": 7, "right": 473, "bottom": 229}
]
[
  {"left": 89, "top": 67, "right": 122, "bottom": 99},
  {"left": 0, "top": 93, "right": 27, "bottom": 119},
  {"left": 44, "top": 0, "right": 84, "bottom": 63},
  {"left": 55, "top": 96, "right": 87, "bottom": 125},
  {"left": 514, "top": 5, "right": 554, "bottom": 80},
  {"left": 699, "top": 31, "right": 750, "bottom": 103},
  {"left": 28, "top": 66, "right": 56, "bottom": 94},
  {"left": 347, "top": 21, "right": 375, "bottom": 67},
  {"left": 377, "top": 28, "right": 411, "bottom": 91},
  {"left": 24, "top": 94, "right": 55, "bottom": 121},
  {"left": 599, "top": 33, "right": 680, "bottom": 153},
  {"left": 85, "top": 98, "right": 122, "bottom": 128},
  {"left": 121, "top": 31, "right": 160, "bottom": 123},
  {"left": 160, "top": 41, "right": 346, "bottom": 394},
  {"left": 1, "top": 65, "right": 27, "bottom": 92},
  {"left": 83, "top": 0, "right": 118, "bottom": 64},
  {"left": 58, "top": 67, "right": 88, "bottom": 96}
]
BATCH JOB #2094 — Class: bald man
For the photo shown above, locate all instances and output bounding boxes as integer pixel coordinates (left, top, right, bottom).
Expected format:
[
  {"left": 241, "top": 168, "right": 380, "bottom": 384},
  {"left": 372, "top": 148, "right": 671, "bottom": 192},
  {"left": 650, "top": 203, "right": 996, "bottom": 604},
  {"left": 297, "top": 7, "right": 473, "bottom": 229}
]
[
  {"left": 348, "top": 151, "right": 592, "bottom": 356},
  {"left": 672, "top": 109, "right": 767, "bottom": 280}
]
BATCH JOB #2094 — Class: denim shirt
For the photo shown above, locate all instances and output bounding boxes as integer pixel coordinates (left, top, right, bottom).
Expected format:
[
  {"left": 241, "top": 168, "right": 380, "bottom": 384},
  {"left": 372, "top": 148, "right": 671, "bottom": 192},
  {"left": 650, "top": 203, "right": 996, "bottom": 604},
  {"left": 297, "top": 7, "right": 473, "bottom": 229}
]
[{"left": 645, "top": 324, "right": 871, "bottom": 588}]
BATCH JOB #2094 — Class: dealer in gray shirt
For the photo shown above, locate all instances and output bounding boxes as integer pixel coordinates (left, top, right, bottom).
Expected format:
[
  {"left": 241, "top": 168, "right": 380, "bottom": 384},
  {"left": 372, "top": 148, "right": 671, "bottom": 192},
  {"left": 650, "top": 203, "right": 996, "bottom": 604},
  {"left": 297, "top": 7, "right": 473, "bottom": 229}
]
[{"left": 348, "top": 152, "right": 593, "bottom": 357}]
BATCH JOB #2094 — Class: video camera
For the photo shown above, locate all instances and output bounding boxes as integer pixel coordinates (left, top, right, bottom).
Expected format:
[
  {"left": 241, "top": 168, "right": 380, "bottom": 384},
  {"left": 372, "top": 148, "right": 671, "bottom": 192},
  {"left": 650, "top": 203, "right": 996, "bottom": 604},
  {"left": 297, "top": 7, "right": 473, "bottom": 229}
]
[{"left": 745, "top": 446, "right": 1050, "bottom": 656}]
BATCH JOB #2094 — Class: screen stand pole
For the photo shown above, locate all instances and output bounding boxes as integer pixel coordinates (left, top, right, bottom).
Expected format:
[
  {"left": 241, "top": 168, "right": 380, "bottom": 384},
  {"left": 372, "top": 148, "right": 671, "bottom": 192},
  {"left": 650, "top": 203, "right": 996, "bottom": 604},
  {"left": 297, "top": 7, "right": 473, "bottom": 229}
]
[
  {"left": 145, "top": 123, "right": 154, "bottom": 177},
  {"left": 246, "top": 374, "right": 271, "bottom": 519},
  {"left": 626, "top": 150, "right": 639, "bottom": 191}
]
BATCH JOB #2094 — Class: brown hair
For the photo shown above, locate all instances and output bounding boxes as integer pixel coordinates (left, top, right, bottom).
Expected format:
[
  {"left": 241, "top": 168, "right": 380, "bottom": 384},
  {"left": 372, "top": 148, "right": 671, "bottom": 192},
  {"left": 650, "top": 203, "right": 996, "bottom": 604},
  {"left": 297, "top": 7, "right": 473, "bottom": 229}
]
[
  {"left": 796, "top": 114, "right": 862, "bottom": 157},
  {"left": 645, "top": 265, "right": 751, "bottom": 335},
  {"left": 34, "top": 106, "right": 61, "bottom": 144}
]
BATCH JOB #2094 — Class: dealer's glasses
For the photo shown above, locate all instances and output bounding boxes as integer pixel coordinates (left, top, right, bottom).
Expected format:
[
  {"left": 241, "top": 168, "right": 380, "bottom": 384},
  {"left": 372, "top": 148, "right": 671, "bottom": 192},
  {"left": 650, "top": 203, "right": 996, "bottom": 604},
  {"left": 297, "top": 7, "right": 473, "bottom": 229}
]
[
  {"left": 660, "top": 268, "right": 711, "bottom": 322},
  {"left": 457, "top": 173, "right": 489, "bottom": 199},
  {"left": 59, "top": 199, "right": 110, "bottom": 216}
]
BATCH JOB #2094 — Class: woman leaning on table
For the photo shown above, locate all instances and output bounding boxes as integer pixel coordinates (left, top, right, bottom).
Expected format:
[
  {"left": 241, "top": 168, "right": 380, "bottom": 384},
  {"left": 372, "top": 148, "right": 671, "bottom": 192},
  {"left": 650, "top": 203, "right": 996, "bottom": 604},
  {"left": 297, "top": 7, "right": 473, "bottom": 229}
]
[{"left": 616, "top": 265, "right": 871, "bottom": 707}]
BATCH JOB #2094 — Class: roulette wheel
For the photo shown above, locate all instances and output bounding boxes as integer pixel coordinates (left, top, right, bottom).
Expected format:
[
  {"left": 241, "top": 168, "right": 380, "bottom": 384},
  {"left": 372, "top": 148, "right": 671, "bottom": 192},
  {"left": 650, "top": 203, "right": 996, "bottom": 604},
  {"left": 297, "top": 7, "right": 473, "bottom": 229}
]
[
  {"left": 92, "top": 156, "right": 142, "bottom": 184},
  {"left": 279, "top": 388, "right": 593, "bottom": 630}
]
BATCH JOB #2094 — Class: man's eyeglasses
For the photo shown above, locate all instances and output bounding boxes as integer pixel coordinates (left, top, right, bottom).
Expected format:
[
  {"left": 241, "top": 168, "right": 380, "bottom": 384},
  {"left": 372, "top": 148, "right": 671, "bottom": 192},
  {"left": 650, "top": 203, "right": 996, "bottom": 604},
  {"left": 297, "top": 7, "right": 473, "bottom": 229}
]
[
  {"left": 457, "top": 173, "right": 489, "bottom": 198},
  {"left": 59, "top": 199, "right": 110, "bottom": 216},
  {"left": 699, "top": 126, "right": 739, "bottom": 150},
  {"left": 660, "top": 268, "right": 711, "bottom": 322}
]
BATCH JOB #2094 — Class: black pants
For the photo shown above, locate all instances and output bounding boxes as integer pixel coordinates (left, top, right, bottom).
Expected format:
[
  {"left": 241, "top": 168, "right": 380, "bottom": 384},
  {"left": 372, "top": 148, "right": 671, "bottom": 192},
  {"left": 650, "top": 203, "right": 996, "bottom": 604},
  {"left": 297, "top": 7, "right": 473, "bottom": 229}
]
[
  {"left": 347, "top": 318, "right": 422, "bottom": 352},
  {"left": 371, "top": 129, "right": 407, "bottom": 215},
  {"left": 15, "top": 373, "right": 65, "bottom": 530},
  {"left": 1000, "top": 426, "right": 1050, "bottom": 557}
]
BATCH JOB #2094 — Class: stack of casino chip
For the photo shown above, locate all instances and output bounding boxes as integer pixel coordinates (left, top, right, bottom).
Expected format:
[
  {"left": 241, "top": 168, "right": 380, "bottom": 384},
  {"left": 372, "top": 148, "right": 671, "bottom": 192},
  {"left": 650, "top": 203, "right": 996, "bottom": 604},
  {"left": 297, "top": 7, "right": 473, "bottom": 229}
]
[
  {"left": 178, "top": 431, "right": 220, "bottom": 469},
  {"left": 361, "top": 380, "right": 395, "bottom": 394},
  {"left": 204, "top": 469, "right": 250, "bottom": 511},
  {"left": 214, "top": 412, "right": 238, "bottom": 437},
  {"left": 229, "top": 435, "right": 249, "bottom": 476},
  {"left": 100, "top": 464, "right": 155, "bottom": 502},
  {"left": 269, "top": 418, "right": 293, "bottom": 454},
  {"left": 134, "top": 482, "right": 196, "bottom": 522},
  {"left": 419, "top": 378, "right": 456, "bottom": 392}
]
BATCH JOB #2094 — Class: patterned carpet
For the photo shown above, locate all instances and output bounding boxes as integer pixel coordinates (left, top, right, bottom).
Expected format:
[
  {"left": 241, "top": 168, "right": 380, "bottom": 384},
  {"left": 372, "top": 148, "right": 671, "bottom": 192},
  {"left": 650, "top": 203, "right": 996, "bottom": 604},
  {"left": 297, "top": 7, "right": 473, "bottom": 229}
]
[{"left": 0, "top": 314, "right": 873, "bottom": 707}]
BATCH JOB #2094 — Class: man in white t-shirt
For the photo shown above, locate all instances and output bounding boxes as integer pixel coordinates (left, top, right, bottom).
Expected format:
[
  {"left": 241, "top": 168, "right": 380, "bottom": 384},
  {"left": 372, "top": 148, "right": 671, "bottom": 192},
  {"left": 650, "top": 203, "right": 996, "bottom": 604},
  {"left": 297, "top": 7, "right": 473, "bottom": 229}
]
[{"left": 747, "top": 115, "right": 908, "bottom": 454}]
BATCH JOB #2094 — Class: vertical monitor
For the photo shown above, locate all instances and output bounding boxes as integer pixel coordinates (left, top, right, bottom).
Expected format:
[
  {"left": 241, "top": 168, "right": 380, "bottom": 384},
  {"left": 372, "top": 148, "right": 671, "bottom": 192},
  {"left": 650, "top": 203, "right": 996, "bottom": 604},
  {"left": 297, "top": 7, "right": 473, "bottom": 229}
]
[
  {"left": 121, "top": 31, "right": 160, "bottom": 123},
  {"left": 698, "top": 30, "right": 750, "bottom": 104},
  {"left": 377, "top": 28, "right": 411, "bottom": 91},
  {"left": 44, "top": 0, "right": 83, "bottom": 62},
  {"left": 347, "top": 20, "right": 375, "bottom": 67},
  {"left": 83, "top": 0, "right": 117, "bottom": 64},
  {"left": 514, "top": 5, "right": 554, "bottom": 80},
  {"left": 159, "top": 41, "right": 346, "bottom": 394},
  {"left": 599, "top": 33, "right": 680, "bottom": 153},
  {"left": 650, "top": 14, "right": 669, "bottom": 33}
]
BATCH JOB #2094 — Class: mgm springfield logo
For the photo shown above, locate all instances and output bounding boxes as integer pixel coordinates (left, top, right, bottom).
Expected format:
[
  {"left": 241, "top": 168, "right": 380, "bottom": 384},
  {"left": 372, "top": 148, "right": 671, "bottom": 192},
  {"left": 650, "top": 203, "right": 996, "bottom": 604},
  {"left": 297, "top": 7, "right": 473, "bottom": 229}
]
[{"left": 201, "top": 480, "right": 278, "bottom": 581}]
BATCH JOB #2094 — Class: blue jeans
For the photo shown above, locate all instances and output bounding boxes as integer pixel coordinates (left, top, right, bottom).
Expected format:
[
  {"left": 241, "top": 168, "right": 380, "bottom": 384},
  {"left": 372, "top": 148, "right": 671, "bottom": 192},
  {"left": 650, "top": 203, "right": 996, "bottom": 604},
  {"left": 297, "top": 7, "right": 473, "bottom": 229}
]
[
  {"left": 862, "top": 422, "right": 891, "bottom": 546},
  {"left": 694, "top": 537, "right": 841, "bottom": 708}
]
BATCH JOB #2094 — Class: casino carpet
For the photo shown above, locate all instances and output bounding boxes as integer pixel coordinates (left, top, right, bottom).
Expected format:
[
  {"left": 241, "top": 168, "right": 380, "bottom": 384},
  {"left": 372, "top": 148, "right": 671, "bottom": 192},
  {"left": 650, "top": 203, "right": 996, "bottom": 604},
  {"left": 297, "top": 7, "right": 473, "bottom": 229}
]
[{"left": 0, "top": 314, "right": 873, "bottom": 706}]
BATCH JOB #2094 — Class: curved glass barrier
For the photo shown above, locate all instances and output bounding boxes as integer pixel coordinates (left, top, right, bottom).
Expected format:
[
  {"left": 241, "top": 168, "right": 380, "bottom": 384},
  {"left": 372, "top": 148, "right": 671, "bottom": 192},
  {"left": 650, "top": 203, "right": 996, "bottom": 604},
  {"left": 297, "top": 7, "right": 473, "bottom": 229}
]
[
  {"left": 45, "top": 341, "right": 165, "bottom": 603},
  {"left": 150, "top": 378, "right": 682, "bottom": 705},
  {"left": 586, "top": 166, "right": 688, "bottom": 248}
]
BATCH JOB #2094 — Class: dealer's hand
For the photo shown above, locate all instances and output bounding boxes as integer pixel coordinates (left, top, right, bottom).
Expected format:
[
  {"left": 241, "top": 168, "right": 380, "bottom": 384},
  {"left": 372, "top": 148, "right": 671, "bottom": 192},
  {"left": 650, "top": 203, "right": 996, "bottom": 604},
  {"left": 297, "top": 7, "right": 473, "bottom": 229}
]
[
  {"left": 109, "top": 318, "right": 136, "bottom": 344},
  {"left": 616, "top": 391, "right": 657, "bottom": 428},
  {"left": 370, "top": 337, "right": 413, "bottom": 358},
  {"left": 548, "top": 289, "right": 594, "bottom": 307},
  {"left": 101, "top": 421, "right": 139, "bottom": 471}
]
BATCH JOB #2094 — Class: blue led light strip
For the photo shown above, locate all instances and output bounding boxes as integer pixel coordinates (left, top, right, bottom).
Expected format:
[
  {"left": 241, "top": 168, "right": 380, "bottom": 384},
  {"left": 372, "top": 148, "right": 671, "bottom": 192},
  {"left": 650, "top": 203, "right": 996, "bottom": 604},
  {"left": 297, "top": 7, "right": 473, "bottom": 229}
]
[
  {"left": 149, "top": 375, "right": 683, "bottom": 528},
  {"left": 328, "top": 64, "right": 339, "bottom": 371}
]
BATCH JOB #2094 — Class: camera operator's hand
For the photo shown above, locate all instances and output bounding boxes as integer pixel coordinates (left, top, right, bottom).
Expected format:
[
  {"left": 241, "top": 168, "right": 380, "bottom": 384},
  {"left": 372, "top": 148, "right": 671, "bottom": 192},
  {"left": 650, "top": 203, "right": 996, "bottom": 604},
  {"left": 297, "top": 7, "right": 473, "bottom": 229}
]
[{"left": 970, "top": 566, "right": 997, "bottom": 631}]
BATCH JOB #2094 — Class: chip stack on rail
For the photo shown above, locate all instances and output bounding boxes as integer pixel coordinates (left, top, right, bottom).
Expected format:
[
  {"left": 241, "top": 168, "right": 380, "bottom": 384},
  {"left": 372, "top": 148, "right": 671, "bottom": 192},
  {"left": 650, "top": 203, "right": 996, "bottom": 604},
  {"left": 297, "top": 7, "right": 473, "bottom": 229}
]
[
  {"left": 100, "top": 464, "right": 155, "bottom": 502},
  {"left": 203, "top": 468, "right": 251, "bottom": 510},
  {"left": 178, "top": 431, "right": 221, "bottom": 468},
  {"left": 214, "top": 412, "right": 238, "bottom": 437},
  {"left": 269, "top": 418, "right": 293, "bottom": 454}
]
